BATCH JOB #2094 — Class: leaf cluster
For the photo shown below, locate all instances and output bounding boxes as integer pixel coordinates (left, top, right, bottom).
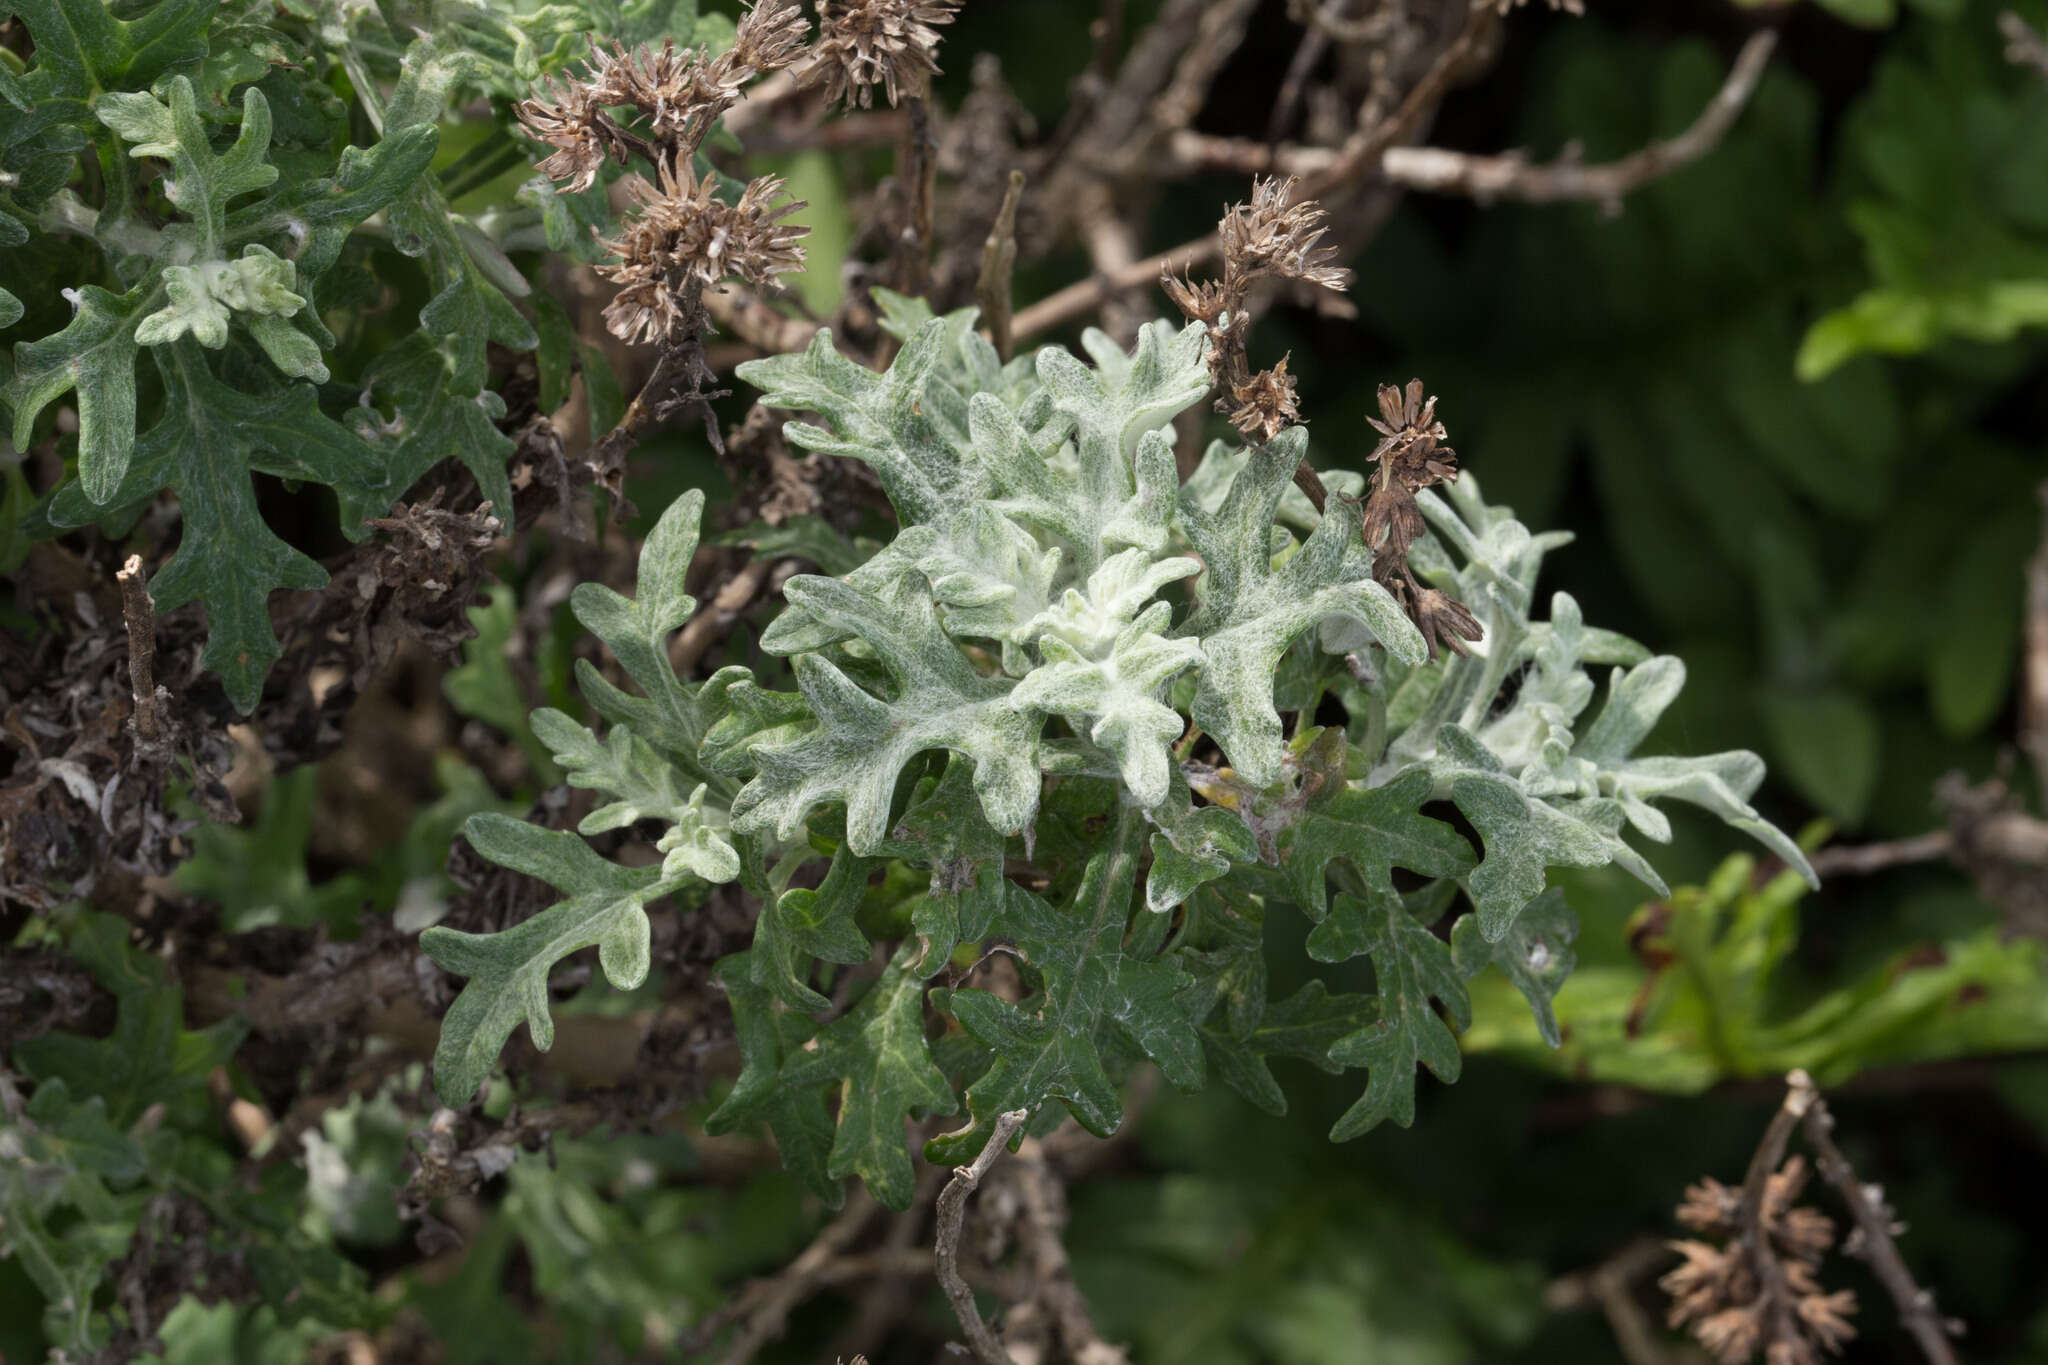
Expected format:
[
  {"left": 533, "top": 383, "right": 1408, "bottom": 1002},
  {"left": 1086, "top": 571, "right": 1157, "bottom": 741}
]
[{"left": 432, "top": 302, "right": 1810, "bottom": 1206}]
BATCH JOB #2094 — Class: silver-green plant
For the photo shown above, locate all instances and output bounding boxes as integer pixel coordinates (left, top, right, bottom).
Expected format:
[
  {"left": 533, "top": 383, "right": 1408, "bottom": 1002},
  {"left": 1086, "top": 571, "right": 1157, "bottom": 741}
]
[{"left": 422, "top": 294, "right": 1815, "bottom": 1209}]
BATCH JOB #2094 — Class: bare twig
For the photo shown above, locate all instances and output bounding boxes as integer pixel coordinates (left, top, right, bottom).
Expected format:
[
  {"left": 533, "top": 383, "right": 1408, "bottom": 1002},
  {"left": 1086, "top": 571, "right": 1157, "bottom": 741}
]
[
  {"left": 1008, "top": 1138, "right": 1129, "bottom": 1365},
  {"left": 827, "top": 1162, "right": 947, "bottom": 1362},
  {"left": 1170, "top": 28, "right": 1776, "bottom": 216},
  {"left": 2002, "top": 10, "right": 2048, "bottom": 80},
  {"left": 935, "top": 1109, "right": 1029, "bottom": 1365},
  {"left": 1009, "top": 235, "right": 1221, "bottom": 342},
  {"left": 1731, "top": 1079, "right": 1814, "bottom": 1355},
  {"left": 1789, "top": 1072, "right": 1963, "bottom": 1365},
  {"left": 1267, "top": 1, "right": 1353, "bottom": 145},
  {"left": 115, "top": 554, "right": 165, "bottom": 744},
  {"left": 1375, "top": 30, "right": 1777, "bottom": 211},
  {"left": 1546, "top": 1238, "right": 1691, "bottom": 1365},
  {"left": 671, "top": 558, "right": 777, "bottom": 678},
  {"left": 584, "top": 331, "right": 721, "bottom": 517},
  {"left": 1303, "top": 2, "right": 1493, "bottom": 199},
  {"left": 1149, "top": 0, "right": 1262, "bottom": 134},
  {"left": 1806, "top": 830, "right": 1953, "bottom": 879},
  {"left": 2023, "top": 480, "right": 2048, "bottom": 794},
  {"left": 976, "top": 170, "right": 1027, "bottom": 362},
  {"left": 687, "top": 1188, "right": 880, "bottom": 1364},
  {"left": 892, "top": 95, "right": 939, "bottom": 294},
  {"left": 702, "top": 283, "right": 823, "bottom": 359}
]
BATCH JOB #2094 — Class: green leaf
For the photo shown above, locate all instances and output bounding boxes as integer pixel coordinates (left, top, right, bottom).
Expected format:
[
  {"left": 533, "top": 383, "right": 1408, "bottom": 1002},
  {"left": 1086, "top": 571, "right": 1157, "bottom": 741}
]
[
  {"left": 44, "top": 348, "right": 383, "bottom": 711},
  {"left": 733, "top": 576, "right": 1040, "bottom": 851},
  {"left": 928, "top": 806, "right": 1199, "bottom": 1163},
  {"left": 3, "top": 284, "right": 145, "bottom": 503},
  {"left": 1927, "top": 504, "right": 2033, "bottom": 737},
  {"left": 422, "top": 814, "right": 683, "bottom": 1105},
  {"left": 741, "top": 321, "right": 987, "bottom": 526},
  {"left": 709, "top": 943, "right": 956, "bottom": 1210},
  {"left": 1145, "top": 772, "right": 1259, "bottom": 915},
  {"left": 1009, "top": 550, "right": 1205, "bottom": 807},
  {"left": 13, "top": 910, "right": 246, "bottom": 1126},
  {"left": 443, "top": 583, "right": 558, "bottom": 782},
  {"left": 713, "top": 513, "right": 867, "bottom": 576},
  {"left": 1200, "top": 980, "right": 1381, "bottom": 1118},
  {"left": 1431, "top": 724, "right": 1652, "bottom": 940},
  {"left": 1317, "top": 889, "right": 1471, "bottom": 1138},
  {"left": 873, "top": 755, "right": 1010, "bottom": 975},
  {"left": 1450, "top": 888, "right": 1577, "bottom": 1048},
  {"left": 1177, "top": 425, "right": 1425, "bottom": 787},
  {"left": 0, "top": 0, "right": 212, "bottom": 111},
  {"left": 97, "top": 78, "right": 276, "bottom": 258},
  {"left": 742, "top": 839, "right": 874, "bottom": 1012},
  {"left": 1277, "top": 766, "right": 1475, "bottom": 922},
  {"left": 567, "top": 487, "right": 720, "bottom": 767}
]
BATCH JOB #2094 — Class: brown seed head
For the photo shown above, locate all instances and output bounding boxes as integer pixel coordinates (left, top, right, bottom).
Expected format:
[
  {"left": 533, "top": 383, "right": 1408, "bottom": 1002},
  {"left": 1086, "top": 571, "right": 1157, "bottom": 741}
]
[
  {"left": 731, "top": 0, "right": 812, "bottom": 74},
  {"left": 1227, "top": 356, "right": 1302, "bottom": 445},
  {"left": 1219, "top": 177, "right": 1353, "bottom": 294},
  {"left": 517, "top": 75, "right": 615, "bottom": 192},
  {"left": 596, "top": 158, "right": 808, "bottom": 344},
  {"left": 801, "top": 0, "right": 961, "bottom": 109},
  {"left": 1411, "top": 587, "right": 1483, "bottom": 661}
]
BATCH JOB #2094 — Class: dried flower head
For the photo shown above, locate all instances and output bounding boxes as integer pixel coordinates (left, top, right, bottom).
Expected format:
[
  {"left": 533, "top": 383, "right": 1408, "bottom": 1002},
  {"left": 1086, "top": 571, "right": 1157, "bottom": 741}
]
[
  {"left": 597, "top": 158, "right": 808, "bottom": 344},
  {"left": 1227, "top": 356, "right": 1302, "bottom": 445},
  {"left": 730, "top": 0, "right": 813, "bottom": 75},
  {"left": 1410, "top": 587, "right": 1483, "bottom": 662},
  {"left": 802, "top": 0, "right": 961, "bottom": 110},
  {"left": 1662, "top": 1155, "right": 1860, "bottom": 1365},
  {"left": 1160, "top": 274, "right": 1233, "bottom": 328},
  {"left": 1678, "top": 1176, "right": 1742, "bottom": 1236},
  {"left": 1219, "top": 176, "right": 1353, "bottom": 295},
  {"left": 1362, "top": 380, "right": 1456, "bottom": 560},
  {"left": 517, "top": 75, "right": 616, "bottom": 192},
  {"left": 520, "top": 2, "right": 807, "bottom": 185}
]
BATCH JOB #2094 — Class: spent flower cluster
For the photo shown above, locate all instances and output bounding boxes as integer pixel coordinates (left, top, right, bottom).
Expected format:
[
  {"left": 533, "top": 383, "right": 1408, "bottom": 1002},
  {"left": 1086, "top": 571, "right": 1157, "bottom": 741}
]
[
  {"left": 801, "top": 0, "right": 963, "bottom": 109},
  {"left": 1664, "top": 1158, "right": 1858, "bottom": 1365},
  {"left": 519, "top": 0, "right": 814, "bottom": 343},
  {"left": 1165, "top": 175, "right": 1353, "bottom": 445}
]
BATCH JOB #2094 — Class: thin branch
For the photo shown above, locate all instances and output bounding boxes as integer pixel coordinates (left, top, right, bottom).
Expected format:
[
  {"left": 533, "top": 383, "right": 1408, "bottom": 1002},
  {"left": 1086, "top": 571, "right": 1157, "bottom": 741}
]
[
  {"left": 891, "top": 95, "right": 939, "bottom": 295},
  {"left": 2023, "top": 480, "right": 2048, "bottom": 794},
  {"left": 935, "top": 1109, "right": 1029, "bottom": 1365},
  {"left": 689, "top": 1188, "right": 880, "bottom": 1364},
  {"left": 1009, "top": 235, "right": 1221, "bottom": 342},
  {"left": 584, "top": 326, "right": 721, "bottom": 518},
  {"left": 671, "top": 558, "right": 777, "bottom": 678},
  {"left": 702, "top": 283, "right": 823, "bottom": 357},
  {"left": 976, "top": 169, "right": 1027, "bottom": 362},
  {"left": 1806, "top": 830, "right": 1953, "bottom": 879},
  {"left": 1008, "top": 1138, "right": 1129, "bottom": 1365},
  {"left": 1266, "top": 0, "right": 1348, "bottom": 146},
  {"left": 1375, "top": 30, "right": 1777, "bottom": 210},
  {"left": 115, "top": 554, "right": 164, "bottom": 745},
  {"left": 1790, "top": 1071, "right": 1964, "bottom": 1365},
  {"left": 2001, "top": 10, "right": 2048, "bottom": 80},
  {"left": 1149, "top": 0, "right": 1262, "bottom": 134},
  {"left": 1544, "top": 1238, "right": 1687, "bottom": 1365},
  {"left": 1731, "top": 1078, "right": 1814, "bottom": 1355},
  {"left": 1168, "top": 29, "right": 1777, "bottom": 214},
  {"left": 1302, "top": 2, "right": 1494, "bottom": 200},
  {"left": 1288, "top": 0, "right": 1387, "bottom": 43},
  {"left": 826, "top": 1162, "right": 947, "bottom": 1362}
]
